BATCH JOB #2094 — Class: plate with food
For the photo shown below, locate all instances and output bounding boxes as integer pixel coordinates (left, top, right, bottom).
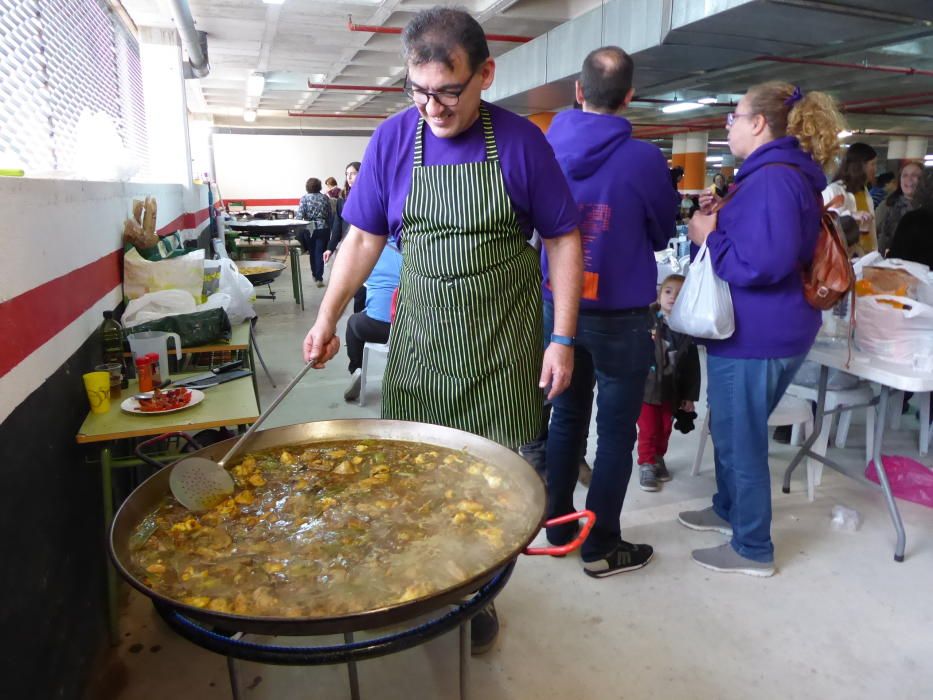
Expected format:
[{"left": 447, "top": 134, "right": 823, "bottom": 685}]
[{"left": 121, "top": 387, "right": 204, "bottom": 415}]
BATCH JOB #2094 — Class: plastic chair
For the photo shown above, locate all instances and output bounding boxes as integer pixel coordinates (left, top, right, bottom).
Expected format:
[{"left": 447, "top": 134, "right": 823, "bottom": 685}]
[
  {"left": 887, "top": 390, "right": 931, "bottom": 456},
  {"left": 785, "top": 383, "right": 876, "bottom": 466},
  {"left": 691, "top": 395, "right": 821, "bottom": 500},
  {"left": 358, "top": 342, "right": 390, "bottom": 407}
]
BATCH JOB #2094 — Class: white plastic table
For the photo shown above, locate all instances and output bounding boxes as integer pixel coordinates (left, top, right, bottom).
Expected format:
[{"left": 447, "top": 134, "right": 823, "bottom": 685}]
[{"left": 783, "top": 338, "right": 933, "bottom": 561}]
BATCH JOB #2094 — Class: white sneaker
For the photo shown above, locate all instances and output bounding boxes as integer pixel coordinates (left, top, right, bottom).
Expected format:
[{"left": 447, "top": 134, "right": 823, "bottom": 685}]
[{"left": 343, "top": 368, "right": 362, "bottom": 402}]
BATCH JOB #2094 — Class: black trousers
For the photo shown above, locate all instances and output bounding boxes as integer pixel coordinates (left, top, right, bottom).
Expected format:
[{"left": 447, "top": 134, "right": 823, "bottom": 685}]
[
  {"left": 345, "top": 311, "right": 390, "bottom": 373},
  {"left": 309, "top": 227, "right": 329, "bottom": 281},
  {"left": 353, "top": 286, "right": 367, "bottom": 314}
]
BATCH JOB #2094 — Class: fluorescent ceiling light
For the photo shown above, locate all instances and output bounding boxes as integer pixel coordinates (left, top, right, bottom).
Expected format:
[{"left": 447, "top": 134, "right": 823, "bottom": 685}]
[
  {"left": 243, "top": 109, "right": 257, "bottom": 123},
  {"left": 262, "top": 0, "right": 286, "bottom": 5},
  {"left": 706, "top": 156, "right": 724, "bottom": 162},
  {"left": 697, "top": 97, "right": 717, "bottom": 104},
  {"left": 709, "top": 140, "right": 730, "bottom": 145},
  {"left": 247, "top": 73, "right": 266, "bottom": 97},
  {"left": 838, "top": 130, "right": 853, "bottom": 139},
  {"left": 661, "top": 102, "right": 703, "bottom": 114}
]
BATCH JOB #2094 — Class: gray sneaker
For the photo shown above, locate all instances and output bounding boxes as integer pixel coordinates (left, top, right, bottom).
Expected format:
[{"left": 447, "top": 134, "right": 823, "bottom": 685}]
[
  {"left": 655, "top": 456, "right": 672, "bottom": 482},
  {"left": 691, "top": 543, "right": 775, "bottom": 577},
  {"left": 343, "top": 368, "right": 362, "bottom": 402},
  {"left": 639, "top": 463, "right": 659, "bottom": 492},
  {"left": 677, "top": 507, "right": 733, "bottom": 536}
]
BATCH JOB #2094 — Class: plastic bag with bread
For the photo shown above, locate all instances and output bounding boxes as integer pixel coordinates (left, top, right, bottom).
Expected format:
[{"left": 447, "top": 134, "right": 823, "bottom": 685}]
[{"left": 123, "top": 196, "right": 159, "bottom": 250}]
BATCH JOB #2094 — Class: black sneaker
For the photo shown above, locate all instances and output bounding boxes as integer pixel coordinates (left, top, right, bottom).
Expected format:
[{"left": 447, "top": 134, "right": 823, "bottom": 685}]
[
  {"left": 545, "top": 520, "right": 580, "bottom": 557},
  {"left": 518, "top": 441, "right": 546, "bottom": 477},
  {"left": 583, "top": 540, "right": 653, "bottom": 578},
  {"left": 639, "top": 463, "right": 659, "bottom": 492},
  {"left": 655, "top": 457, "right": 671, "bottom": 482},
  {"left": 470, "top": 603, "right": 498, "bottom": 656}
]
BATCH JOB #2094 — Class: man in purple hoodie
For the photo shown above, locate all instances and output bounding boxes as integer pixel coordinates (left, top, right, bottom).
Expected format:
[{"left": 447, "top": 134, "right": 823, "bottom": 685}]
[{"left": 543, "top": 46, "right": 679, "bottom": 577}]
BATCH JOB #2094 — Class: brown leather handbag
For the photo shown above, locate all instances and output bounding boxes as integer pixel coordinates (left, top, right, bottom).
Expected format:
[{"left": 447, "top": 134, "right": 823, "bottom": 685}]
[
  {"left": 803, "top": 193, "right": 856, "bottom": 310},
  {"left": 704, "top": 170, "right": 854, "bottom": 311}
]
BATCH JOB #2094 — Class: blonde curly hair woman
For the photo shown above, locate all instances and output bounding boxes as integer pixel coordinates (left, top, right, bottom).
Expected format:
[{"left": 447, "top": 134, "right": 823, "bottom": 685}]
[{"left": 680, "top": 81, "right": 844, "bottom": 576}]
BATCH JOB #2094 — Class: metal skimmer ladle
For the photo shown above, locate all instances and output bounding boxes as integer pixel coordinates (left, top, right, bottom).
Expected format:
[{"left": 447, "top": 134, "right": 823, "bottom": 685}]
[{"left": 169, "top": 360, "right": 316, "bottom": 511}]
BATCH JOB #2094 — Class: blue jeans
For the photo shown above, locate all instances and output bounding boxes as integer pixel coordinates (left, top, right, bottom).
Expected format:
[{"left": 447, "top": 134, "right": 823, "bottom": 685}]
[
  {"left": 544, "top": 302, "right": 653, "bottom": 559},
  {"left": 707, "top": 353, "right": 807, "bottom": 563}
]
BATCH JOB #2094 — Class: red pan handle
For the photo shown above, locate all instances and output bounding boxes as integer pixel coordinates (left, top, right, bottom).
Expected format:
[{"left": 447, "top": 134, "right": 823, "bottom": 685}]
[{"left": 523, "top": 510, "right": 595, "bottom": 556}]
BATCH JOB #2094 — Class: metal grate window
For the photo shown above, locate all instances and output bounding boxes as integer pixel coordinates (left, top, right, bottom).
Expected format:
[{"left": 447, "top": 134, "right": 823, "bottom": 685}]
[{"left": 0, "top": 0, "right": 148, "bottom": 175}]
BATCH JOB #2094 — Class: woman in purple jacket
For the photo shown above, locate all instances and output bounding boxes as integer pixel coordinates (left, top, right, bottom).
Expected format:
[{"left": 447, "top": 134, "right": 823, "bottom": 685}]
[{"left": 679, "top": 82, "right": 845, "bottom": 576}]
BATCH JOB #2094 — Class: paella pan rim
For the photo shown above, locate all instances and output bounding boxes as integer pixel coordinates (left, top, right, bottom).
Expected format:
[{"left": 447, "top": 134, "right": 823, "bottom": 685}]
[
  {"left": 109, "top": 419, "right": 546, "bottom": 636},
  {"left": 235, "top": 259, "right": 287, "bottom": 286}
]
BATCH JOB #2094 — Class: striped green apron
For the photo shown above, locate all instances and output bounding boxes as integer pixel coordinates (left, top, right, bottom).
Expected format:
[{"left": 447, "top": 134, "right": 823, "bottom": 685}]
[{"left": 382, "top": 106, "right": 543, "bottom": 449}]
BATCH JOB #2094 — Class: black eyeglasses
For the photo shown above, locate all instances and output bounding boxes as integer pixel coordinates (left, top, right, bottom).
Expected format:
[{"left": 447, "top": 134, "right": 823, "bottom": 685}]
[{"left": 404, "top": 69, "right": 479, "bottom": 107}]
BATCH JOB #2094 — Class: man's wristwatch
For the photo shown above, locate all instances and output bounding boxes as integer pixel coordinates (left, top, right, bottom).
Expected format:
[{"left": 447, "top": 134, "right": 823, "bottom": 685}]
[{"left": 550, "top": 334, "right": 575, "bottom": 347}]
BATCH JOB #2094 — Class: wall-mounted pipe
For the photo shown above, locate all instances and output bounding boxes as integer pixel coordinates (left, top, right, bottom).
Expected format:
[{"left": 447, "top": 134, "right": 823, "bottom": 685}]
[
  {"left": 168, "top": 0, "right": 210, "bottom": 78},
  {"left": 755, "top": 55, "right": 933, "bottom": 78},
  {"left": 307, "top": 81, "right": 404, "bottom": 92},
  {"left": 287, "top": 112, "right": 388, "bottom": 119},
  {"left": 347, "top": 15, "right": 531, "bottom": 43}
]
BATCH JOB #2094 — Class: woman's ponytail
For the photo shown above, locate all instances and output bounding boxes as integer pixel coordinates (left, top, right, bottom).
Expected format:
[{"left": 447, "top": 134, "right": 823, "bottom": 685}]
[{"left": 747, "top": 81, "right": 846, "bottom": 170}]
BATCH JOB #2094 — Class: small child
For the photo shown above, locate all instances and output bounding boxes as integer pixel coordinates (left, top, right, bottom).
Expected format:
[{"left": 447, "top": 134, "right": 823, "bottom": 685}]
[
  {"left": 838, "top": 214, "right": 864, "bottom": 258},
  {"left": 638, "top": 274, "right": 701, "bottom": 492}
]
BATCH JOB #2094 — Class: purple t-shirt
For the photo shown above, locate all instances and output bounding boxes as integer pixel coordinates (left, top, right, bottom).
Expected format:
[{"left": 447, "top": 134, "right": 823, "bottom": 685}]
[{"left": 342, "top": 102, "right": 579, "bottom": 241}]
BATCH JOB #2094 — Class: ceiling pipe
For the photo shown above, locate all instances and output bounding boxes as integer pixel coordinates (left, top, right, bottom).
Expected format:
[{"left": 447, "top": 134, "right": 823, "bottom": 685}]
[
  {"left": 845, "top": 98, "right": 933, "bottom": 114},
  {"left": 307, "top": 81, "right": 404, "bottom": 93},
  {"left": 755, "top": 55, "right": 933, "bottom": 78},
  {"left": 629, "top": 92, "right": 933, "bottom": 136},
  {"left": 287, "top": 112, "right": 388, "bottom": 119},
  {"left": 848, "top": 111, "right": 933, "bottom": 119},
  {"left": 347, "top": 15, "right": 531, "bottom": 43},
  {"left": 841, "top": 91, "right": 933, "bottom": 109},
  {"left": 632, "top": 97, "right": 736, "bottom": 108},
  {"left": 168, "top": 0, "right": 210, "bottom": 78}
]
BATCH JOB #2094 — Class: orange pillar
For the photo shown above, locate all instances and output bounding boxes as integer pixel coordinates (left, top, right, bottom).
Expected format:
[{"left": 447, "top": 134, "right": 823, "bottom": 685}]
[
  {"left": 682, "top": 132, "right": 708, "bottom": 192},
  {"left": 528, "top": 112, "right": 556, "bottom": 134},
  {"left": 720, "top": 154, "right": 735, "bottom": 180},
  {"left": 671, "top": 134, "right": 687, "bottom": 189}
]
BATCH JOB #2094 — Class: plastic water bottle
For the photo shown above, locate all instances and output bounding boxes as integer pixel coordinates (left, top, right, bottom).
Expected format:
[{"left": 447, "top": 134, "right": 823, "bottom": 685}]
[
  {"left": 100, "top": 311, "right": 126, "bottom": 387},
  {"left": 830, "top": 505, "right": 862, "bottom": 532},
  {"left": 831, "top": 295, "right": 850, "bottom": 340}
]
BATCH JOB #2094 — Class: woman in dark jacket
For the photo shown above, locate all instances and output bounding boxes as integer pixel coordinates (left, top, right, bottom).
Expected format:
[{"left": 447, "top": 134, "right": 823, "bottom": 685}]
[
  {"left": 877, "top": 162, "right": 923, "bottom": 255},
  {"left": 323, "top": 161, "right": 363, "bottom": 310},
  {"left": 888, "top": 168, "right": 933, "bottom": 268},
  {"left": 682, "top": 81, "right": 845, "bottom": 576},
  {"left": 297, "top": 177, "right": 333, "bottom": 287}
]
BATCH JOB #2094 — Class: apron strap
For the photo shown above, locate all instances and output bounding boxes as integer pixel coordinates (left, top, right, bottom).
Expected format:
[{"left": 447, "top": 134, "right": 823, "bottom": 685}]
[{"left": 413, "top": 105, "right": 499, "bottom": 168}]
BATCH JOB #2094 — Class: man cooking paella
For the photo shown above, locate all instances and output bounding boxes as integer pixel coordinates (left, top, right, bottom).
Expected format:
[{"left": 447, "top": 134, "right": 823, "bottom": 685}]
[{"left": 302, "top": 6, "right": 583, "bottom": 654}]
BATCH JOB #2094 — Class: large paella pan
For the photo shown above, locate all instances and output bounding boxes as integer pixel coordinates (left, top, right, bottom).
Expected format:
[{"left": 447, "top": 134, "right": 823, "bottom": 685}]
[{"left": 110, "top": 420, "right": 591, "bottom": 636}]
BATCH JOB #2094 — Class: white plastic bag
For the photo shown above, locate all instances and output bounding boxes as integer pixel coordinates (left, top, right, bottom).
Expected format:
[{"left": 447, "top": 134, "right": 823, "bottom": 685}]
[
  {"left": 854, "top": 295, "right": 933, "bottom": 364},
  {"left": 216, "top": 258, "right": 256, "bottom": 325},
  {"left": 124, "top": 247, "right": 205, "bottom": 301},
  {"left": 123, "top": 290, "right": 198, "bottom": 327},
  {"left": 668, "top": 243, "right": 735, "bottom": 339}
]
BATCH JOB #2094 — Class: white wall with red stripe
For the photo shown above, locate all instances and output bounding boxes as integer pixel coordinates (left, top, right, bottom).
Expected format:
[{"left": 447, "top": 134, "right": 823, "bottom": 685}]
[
  {"left": 213, "top": 133, "right": 370, "bottom": 204},
  {"left": 0, "top": 178, "right": 208, "bottom": 423}
]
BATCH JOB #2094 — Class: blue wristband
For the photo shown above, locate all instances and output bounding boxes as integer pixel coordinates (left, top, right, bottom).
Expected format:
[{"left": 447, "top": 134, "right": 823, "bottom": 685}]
[{"left": 550, "top": 334, "right": 575, "bottom": 347}]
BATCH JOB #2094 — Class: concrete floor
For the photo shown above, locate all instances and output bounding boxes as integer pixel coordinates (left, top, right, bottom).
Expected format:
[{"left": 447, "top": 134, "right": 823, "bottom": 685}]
[{"left": 106, "top": 264, "right": 933, "bottom": 700}]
